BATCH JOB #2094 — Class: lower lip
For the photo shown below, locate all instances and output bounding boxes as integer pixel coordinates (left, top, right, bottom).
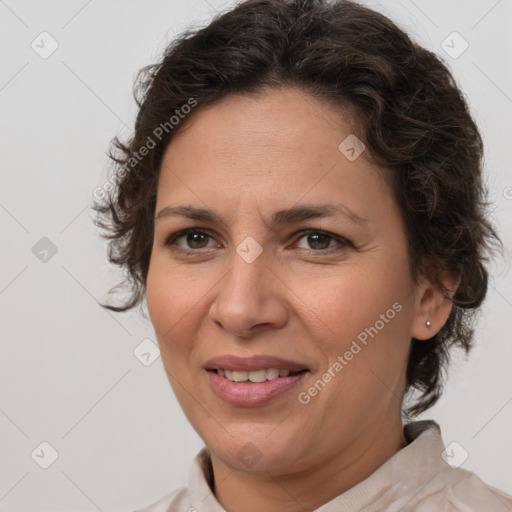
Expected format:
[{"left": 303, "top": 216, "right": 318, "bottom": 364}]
[{"left": 206, "top": 370, "right": 309, "bottom": 407}]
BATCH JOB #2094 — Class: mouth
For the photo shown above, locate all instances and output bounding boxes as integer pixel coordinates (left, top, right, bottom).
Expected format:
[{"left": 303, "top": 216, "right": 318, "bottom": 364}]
[
  {"left": 204, "top": 355, "right": 310, "bottom": 406},
  {"left": 210, "top": 368, "right": 307, "bottom": 382},
  {"left": 204, "top": 354, "right": 309, "bottom": 373}
]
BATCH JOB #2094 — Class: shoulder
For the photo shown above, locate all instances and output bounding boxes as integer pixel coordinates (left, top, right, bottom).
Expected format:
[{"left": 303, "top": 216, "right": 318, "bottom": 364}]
[
  {"left": 409, "top": 466, "right": 512, "bottom": 511},
  {"left": 131, "top": 486, "right": 188, "bottom": 512},
  {"left": 398, "top": 421, "right": 512, "bottom": 511}
]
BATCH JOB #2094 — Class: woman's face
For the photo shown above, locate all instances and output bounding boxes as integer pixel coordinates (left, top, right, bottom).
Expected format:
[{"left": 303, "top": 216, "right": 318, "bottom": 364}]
[{"left": 146, "top": 87, "right": 426, "bottom": 475}]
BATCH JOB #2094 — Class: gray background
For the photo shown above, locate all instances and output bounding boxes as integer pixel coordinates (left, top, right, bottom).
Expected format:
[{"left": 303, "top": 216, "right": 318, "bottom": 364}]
[{"left": 1, "top": 0, "right": 511, "bottom": 510}]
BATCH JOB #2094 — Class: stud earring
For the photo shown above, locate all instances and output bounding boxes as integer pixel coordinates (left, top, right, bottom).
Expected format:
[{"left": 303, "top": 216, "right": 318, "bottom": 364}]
[{"left": 426, "top": 320, "right": 432, "bottom": 327}]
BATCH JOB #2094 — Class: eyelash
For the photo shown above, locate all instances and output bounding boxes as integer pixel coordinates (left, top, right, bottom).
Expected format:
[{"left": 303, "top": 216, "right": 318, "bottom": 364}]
[{"left": 162, "top": 228, "right": 352, "bottom": 255}]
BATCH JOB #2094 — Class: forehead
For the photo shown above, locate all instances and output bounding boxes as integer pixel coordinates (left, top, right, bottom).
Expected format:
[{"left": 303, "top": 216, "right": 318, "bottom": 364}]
[
  {"left": 164, "top": 86, "right": 360, "bottom": 162},
  {"left": 156, "top": 87, "right": 394, "bottom": 224}
]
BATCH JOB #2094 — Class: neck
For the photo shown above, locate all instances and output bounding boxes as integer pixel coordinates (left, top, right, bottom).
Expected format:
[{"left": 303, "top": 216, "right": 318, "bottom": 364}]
[{"left": 210, "top": 416, "right": 408, "bottom": 512}]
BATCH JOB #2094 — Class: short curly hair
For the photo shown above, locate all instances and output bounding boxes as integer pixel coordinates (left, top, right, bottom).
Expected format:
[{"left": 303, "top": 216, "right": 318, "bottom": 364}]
[{"left": 93, "top": 0, "right": 501, "bottom": 416}]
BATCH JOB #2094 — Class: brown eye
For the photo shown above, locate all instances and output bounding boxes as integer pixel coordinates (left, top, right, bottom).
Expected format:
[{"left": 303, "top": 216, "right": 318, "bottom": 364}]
[
  {"left": 164, "top": 229, "right": 217, "bottom": 251},
  {"left": 184, "top": 232, "right": 210, "bottom": 249},
  {"left": 295, "top": 231, "right": 350, "bottom": 252},
  {"left": 304, "top": 233, "right": 333, "bottom": 250}
]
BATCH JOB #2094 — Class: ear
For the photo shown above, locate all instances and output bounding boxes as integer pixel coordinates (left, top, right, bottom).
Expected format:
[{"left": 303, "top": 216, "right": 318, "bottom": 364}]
[{"left": 411, "top": 270, "right": 460, "bottom": 340}]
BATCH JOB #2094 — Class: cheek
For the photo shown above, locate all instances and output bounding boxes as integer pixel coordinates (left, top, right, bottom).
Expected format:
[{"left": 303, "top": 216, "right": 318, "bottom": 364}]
[
  {"left": 293, "top": 267, "right": 401, "bottom": 340},
  {"left": 293, "top": 253, "right": 413, "bottom": 373},
  {"left": 146, "top": 254, "right": 200, "bottom": 350}
]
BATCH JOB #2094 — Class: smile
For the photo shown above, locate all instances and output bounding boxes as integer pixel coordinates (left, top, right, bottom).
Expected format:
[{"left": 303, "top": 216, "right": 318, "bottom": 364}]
[
  {"left": 214, "top": 368, "right": 302, "bottom": 382},
  {"left": 205, "top": 369, "right": 309, "bottom": 407}
]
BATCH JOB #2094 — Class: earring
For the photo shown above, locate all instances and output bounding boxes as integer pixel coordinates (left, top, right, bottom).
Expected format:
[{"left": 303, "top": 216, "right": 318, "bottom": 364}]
[{"left": 425, "top": 320, "right": 432, "bottom": 327}]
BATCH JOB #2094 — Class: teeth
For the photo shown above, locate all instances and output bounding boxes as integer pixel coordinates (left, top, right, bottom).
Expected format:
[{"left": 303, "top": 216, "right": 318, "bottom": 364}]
[
  {"left": 266, "top": 368, "right": 279, "bottom": 380},
  {"left": 249, "top": 369, "right": 267, "bottom": 383},
  {"left": 216, "top": 368, "right": 296, "bottom": 382},
  {"left": 232, "top": 371, "right": 248, "bottom": 382}
]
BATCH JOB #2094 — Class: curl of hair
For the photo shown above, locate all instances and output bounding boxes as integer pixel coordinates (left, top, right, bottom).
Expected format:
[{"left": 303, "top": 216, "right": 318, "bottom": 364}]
[{"left": 93, "top": 0, "right": 501, "bottom": 416}]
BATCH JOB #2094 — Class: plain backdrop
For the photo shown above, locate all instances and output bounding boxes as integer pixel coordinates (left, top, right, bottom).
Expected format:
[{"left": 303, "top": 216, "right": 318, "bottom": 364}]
[{"left": 1, "top": 0, "right": 511, "bottom": 510}]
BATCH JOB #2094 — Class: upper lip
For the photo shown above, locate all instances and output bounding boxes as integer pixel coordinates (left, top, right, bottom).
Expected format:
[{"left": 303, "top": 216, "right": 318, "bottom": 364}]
[{"left": 204, "top": 355, "right": 308, "bottom": 372}]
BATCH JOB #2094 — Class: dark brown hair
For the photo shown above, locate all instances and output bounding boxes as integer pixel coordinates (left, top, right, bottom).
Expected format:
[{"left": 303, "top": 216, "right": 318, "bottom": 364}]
[{"left": 93, "top": 0, "right": 501, "bottom": 416}]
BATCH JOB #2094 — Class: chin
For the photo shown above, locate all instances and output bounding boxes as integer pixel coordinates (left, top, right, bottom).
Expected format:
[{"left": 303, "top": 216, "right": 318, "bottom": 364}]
[
  {"left": 213, "top": 439, "right": 302, "bottom": 474},
  {"left": 198, "top": 420, "right": 308, "bottom": 473}
]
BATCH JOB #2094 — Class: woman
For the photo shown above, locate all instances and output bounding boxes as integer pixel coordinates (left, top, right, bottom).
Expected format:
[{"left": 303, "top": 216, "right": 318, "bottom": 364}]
[{"left": 94, "top": 0, "right": 512, "bottom": 510}]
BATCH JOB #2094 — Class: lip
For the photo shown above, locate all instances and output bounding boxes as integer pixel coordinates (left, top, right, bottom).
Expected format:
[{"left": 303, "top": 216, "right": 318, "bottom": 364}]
[
  {"left": 206, "top": 369, "right": 309, "bottom": 407},
  {"left": 204, "top": 354, "right": 308, "bottom": 372}
]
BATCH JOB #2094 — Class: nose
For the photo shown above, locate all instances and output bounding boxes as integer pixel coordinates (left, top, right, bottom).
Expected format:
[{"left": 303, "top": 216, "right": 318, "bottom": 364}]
[{"left": 208, "top": 248, "right": 289, "bottom": 338}]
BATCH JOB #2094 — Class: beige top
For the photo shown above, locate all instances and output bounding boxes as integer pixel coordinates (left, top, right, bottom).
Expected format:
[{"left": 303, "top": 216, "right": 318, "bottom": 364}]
[{"left": 135, "top": 421, "right": 512, "bottom": 511}]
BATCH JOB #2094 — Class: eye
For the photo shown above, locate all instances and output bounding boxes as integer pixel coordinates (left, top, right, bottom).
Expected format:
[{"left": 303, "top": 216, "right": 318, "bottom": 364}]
[
  {"left": 163, "top": 229, "right": 218, "bottom": 252},
  {"left": 294, "top": 230, "right": 351, "bottom": 252}
]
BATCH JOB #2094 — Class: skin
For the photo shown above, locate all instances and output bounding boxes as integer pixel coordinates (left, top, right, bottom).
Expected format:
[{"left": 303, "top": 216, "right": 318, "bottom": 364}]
[{"left": 146, "top": 86, "right": 456, "bottom": 512}]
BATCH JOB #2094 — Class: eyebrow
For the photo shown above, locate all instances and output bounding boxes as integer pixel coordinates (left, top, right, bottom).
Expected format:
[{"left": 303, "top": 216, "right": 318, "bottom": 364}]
[{"left": 154, "top": 203, "right": 368, "bottom": 228}]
